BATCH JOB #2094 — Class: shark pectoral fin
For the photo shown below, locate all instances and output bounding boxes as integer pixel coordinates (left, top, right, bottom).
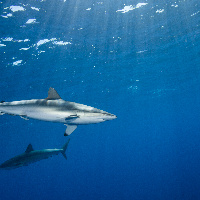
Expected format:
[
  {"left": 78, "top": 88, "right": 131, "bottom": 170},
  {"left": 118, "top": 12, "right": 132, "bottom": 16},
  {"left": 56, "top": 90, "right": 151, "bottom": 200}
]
[
  {"left": 64, "top": 125, "right": 77, "bottom": 136},
  {"left": 20, "top": 115, "right": 29, "bottom": 120}
]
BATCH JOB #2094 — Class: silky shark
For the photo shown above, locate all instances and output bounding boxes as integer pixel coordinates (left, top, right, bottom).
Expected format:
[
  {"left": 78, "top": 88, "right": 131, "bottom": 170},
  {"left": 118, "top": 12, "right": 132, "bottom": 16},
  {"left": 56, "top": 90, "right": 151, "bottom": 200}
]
[
  {"left": 0, "top": 139, "right": 70, "bottom": 170},
  {"left": 0, "top": 87, "right": 117, "bottom": 135}
]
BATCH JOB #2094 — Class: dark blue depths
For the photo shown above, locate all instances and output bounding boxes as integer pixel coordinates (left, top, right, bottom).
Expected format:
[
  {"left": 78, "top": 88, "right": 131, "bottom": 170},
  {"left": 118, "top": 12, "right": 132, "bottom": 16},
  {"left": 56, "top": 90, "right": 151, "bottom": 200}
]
[{"left": 0, "top": 0, "right": 200, "bottom": 199}]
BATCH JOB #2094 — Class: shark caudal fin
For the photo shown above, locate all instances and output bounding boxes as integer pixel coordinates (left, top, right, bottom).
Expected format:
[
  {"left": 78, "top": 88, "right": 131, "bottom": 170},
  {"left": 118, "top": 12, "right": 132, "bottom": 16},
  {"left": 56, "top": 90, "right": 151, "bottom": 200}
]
[{"left": 61, "top": 139, "right": 70, "bottom": 160}]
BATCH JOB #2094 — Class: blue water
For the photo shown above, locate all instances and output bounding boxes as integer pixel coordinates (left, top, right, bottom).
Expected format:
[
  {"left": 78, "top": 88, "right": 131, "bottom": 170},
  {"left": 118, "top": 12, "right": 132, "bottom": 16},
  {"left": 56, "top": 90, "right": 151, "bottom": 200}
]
[{"left": 0, "top": 0, "right": 200, "bottom": 199}]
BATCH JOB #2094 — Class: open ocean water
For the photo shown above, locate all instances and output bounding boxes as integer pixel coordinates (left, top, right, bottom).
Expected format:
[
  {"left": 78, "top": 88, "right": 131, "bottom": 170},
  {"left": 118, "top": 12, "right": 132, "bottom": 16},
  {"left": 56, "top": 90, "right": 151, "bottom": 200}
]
[{"left": 0, "top": 0, "right": 200, "bottom": 199}]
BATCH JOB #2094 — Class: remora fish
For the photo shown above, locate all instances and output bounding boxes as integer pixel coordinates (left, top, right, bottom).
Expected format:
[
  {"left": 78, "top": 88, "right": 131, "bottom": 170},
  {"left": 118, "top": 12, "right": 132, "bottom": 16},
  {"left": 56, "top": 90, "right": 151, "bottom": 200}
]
[
  {"left": 0, "top": 87, "right": 117, "bottom": 135},
  {"left": 0, "top": 139, "right": 70, "bottom": 170}
]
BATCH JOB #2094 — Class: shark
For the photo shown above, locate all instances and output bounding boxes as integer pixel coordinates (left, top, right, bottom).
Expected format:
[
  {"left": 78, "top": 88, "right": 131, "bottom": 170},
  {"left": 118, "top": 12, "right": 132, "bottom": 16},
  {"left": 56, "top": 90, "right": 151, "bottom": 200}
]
[
  {"left": 0, "top": 87, "right": 117, "bottom": 136},
  {"left": 0, "top": 139, "right": 70, "bottom": 170}
]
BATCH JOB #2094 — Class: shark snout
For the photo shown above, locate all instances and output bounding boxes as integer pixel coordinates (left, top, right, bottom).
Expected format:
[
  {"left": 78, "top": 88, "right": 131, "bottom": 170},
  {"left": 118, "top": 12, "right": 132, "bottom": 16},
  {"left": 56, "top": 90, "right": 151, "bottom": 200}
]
[
  {"left": 102, "top": 114, "right": 117, "bottom": 121},
  {"left": 111, "top": 114, "right": 117, "bottom": 119}
]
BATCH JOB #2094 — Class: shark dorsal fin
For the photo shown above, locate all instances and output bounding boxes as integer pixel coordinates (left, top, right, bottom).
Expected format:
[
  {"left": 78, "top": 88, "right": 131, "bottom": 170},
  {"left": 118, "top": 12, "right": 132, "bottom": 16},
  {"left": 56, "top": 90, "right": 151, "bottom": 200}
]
[
  {"left": 25, "top": 144, "right": 34, "bottom": 153},
  {"left": 46, "top": 87, "right": 61, "bottom": 100}
]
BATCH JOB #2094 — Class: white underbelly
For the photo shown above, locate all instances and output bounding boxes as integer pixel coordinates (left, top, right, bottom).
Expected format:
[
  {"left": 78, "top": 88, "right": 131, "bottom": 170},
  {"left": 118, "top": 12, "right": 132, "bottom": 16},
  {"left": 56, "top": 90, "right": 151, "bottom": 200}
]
[
  {"left": 66, "top": 116, "right": 105, "bottom": 125},
  {"left": 0, "top": 105, "right": 105, "bottom": 125},
  {"left": 0, "top": 105, "right": 69, "bottom": 123},
  {"left": 25, "top": 108, "right": 70, "bottom": 123}
]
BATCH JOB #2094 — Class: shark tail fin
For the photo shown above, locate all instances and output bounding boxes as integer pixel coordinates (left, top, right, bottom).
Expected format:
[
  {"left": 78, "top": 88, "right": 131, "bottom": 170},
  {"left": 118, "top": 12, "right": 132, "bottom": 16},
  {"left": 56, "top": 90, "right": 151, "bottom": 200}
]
[{"left": 61, "top": 139, "right": 70, "bottom": 160}]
